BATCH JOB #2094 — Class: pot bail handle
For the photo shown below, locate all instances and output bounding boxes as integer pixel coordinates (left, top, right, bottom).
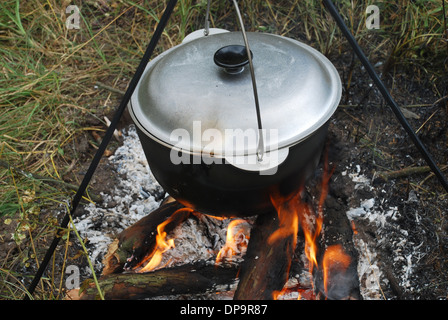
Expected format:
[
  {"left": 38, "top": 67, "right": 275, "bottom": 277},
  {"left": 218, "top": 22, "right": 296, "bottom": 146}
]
[
  {"left": 204, "top": 0, "right": 211, "bottom": 36},
  {"left": 231, "top": 0, "right": 264, "bottom": 162}
]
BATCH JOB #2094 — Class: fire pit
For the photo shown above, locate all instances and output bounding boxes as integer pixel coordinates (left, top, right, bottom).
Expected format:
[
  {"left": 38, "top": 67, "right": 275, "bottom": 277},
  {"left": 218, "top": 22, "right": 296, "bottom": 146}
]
[
  {"left": 70, "top": 126, "right": 362, "bottom": 300},
  {"left": 69, "top": 112, "right": 445, "bottom": 301}
]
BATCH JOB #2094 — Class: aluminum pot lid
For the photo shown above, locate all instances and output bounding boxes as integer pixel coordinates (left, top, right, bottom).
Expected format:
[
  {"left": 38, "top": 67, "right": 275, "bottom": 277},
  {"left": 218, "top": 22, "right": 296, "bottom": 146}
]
[{"left": 130, "top": 31, "right": 341, "bottom": 156}]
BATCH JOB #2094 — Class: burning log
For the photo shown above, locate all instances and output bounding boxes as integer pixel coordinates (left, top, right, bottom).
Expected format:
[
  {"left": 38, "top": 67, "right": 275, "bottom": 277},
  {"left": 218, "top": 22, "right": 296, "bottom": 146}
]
[
  {"left": 79, "top": 261, "right": 239, "bottom": 300},
  {"left": 80, "top": 199, "right": 241, "bottom": 300},
  {"left": 234, "top": 207, "right": 296, "bottom": 300},
  {"left": 99, "top": 194, "right": 295, "bottom": 300},
  {"left": 312, "top": 191, "right": 362, "bottom": 300},
  {"left": 102, "top": 199, "right": 191, "bottom": 275}
]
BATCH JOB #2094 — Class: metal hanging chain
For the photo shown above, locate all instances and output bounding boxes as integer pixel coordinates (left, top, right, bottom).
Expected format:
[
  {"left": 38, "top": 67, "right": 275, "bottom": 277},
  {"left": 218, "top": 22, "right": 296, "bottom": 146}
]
[
  {"left": 231, "top": 0, "right": 265, "bottom": 162},
  {"left": 322, "top": 0, "right": 448, "bottom": 193},
  {"left": 24, "top": 0, "right": 179, "bottom": 299}
]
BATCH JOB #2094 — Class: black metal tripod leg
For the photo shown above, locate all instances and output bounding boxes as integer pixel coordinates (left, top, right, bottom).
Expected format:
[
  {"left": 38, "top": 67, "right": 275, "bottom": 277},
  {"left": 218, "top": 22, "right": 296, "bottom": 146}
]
[{"left": 322, "top": 0, "right": 448, "bottom": 193}]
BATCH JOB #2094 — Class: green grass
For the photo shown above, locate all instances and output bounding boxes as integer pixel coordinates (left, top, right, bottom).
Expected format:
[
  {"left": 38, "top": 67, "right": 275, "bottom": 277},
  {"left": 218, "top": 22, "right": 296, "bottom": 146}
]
[{"left": 0, "top": 0, "right": 446, "bottom": 300}]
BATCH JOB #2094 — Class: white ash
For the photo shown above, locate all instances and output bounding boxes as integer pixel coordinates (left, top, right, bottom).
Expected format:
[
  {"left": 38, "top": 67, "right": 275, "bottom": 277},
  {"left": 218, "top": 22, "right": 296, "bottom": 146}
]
[
  {"left": 74, "top": 125, "right": 164, "bottom": 272},
  {"left": 344, "top": 165, "right": 424, "bottom": 300},
  {"left": 74, "top": 125, "right": 252, "bottom": 276},
  {"left": 341, "top": 163, "right": 372, "bottom": 190}
]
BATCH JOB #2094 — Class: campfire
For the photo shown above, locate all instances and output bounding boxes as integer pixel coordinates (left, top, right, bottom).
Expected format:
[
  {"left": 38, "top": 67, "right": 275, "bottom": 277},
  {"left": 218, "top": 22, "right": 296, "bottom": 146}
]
[
  {"left": 24, "top": 0, "right": 446, "bottom": 303},
  {"left": 71, "top": 127, "right": 361, "bottom": 300},
  {"left": 63, "top": 0, "right": 369, "bottom": 301}
]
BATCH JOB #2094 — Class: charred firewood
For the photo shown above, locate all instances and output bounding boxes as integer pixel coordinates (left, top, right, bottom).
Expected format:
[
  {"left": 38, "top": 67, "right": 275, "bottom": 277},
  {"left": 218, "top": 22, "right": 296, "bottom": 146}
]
[
  {"left": 79, "top": 260, "right": 239, "bottom": 300},
  {"left": 234, "top": 209, "right": 295, "bottom": 300},
  {"left": 102, "top": 200, "right": 190, "bottom": 275},
  {"left": 313, "top": 193, "right": 362, "bottom": 300}
]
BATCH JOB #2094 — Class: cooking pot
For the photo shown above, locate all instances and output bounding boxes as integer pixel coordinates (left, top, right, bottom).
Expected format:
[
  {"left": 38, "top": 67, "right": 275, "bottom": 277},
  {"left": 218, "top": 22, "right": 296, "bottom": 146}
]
[{"left": 129, "top": 28, "right": 341, "bottom": 217}]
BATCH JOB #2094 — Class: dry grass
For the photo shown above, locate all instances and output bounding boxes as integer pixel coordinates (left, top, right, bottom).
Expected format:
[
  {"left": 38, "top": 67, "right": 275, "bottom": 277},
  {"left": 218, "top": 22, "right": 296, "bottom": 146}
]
[{"left": 0, "top": 0, "right": 446, "bottom": 300}]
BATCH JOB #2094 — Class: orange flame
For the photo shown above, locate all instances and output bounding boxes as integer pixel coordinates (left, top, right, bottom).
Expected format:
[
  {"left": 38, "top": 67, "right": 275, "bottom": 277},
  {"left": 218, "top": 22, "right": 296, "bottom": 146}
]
[
  {"left": 303, "top": 160, "right": 333, "bottom": 273},
  {"left": 137, "top": 208, "right": 192, "bottom": 273},
  {"left": 269, "top": 186, "right": 324, "bottom": 300},
  {"left": 271, "top": 156, "right": 348, "bottom": 300},
  {"left": 322, "top": 244, "right": 351, "bottom": 298},
  {"left": 272, "top": 288, "right": 286, "bottom": 300},
  {"left": 138, "top": 218, "right": 175, "bottom": 273},
  {"left": 268, "top": 191, "right": 301, "bottom": 247},
  {"left": 299, "top": 200, "right": 321, "bottom": 274},
  {"left": 216, "top": 219, "right": 249, "bottom": 265},
  {"left": 269, "top": 164, "right": 333, "bottom": 277}
]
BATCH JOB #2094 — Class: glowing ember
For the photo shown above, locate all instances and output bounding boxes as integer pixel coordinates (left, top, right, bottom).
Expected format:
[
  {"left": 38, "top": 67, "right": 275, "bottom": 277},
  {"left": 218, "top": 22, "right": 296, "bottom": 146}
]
[
  {"left": 216, "top": 219, "right": 250, "bottom": 265},
  {"left": 322, "top": 244, "right": 351, "bottom": 298},
  {"left": 351, "top": 220, "right": 358, "bottom": 235},
  {"left": 273, "top": 283, "right": 317, "bottom": 300}
]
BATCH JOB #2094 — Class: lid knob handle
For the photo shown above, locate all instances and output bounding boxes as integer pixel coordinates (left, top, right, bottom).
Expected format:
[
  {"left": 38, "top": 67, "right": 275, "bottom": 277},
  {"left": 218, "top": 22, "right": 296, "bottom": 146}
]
[{"left": 214, "top": 45, "right": 252, "bottom": 74}]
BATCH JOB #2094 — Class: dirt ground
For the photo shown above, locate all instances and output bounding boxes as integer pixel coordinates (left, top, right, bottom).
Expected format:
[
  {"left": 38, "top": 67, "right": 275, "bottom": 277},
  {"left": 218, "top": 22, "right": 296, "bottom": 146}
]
[
  {"left": 322, "top": 52, "right": 448, "bottom": 299},
  {"left": 323, "top": 107, "right": 448, "bottom": 300}
]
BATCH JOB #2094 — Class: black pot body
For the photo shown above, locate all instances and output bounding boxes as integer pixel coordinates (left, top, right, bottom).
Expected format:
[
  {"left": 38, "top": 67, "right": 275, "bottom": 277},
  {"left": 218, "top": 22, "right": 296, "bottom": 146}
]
[{"left": 134, "top": 123, "right": 329, "bottom": 218}]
